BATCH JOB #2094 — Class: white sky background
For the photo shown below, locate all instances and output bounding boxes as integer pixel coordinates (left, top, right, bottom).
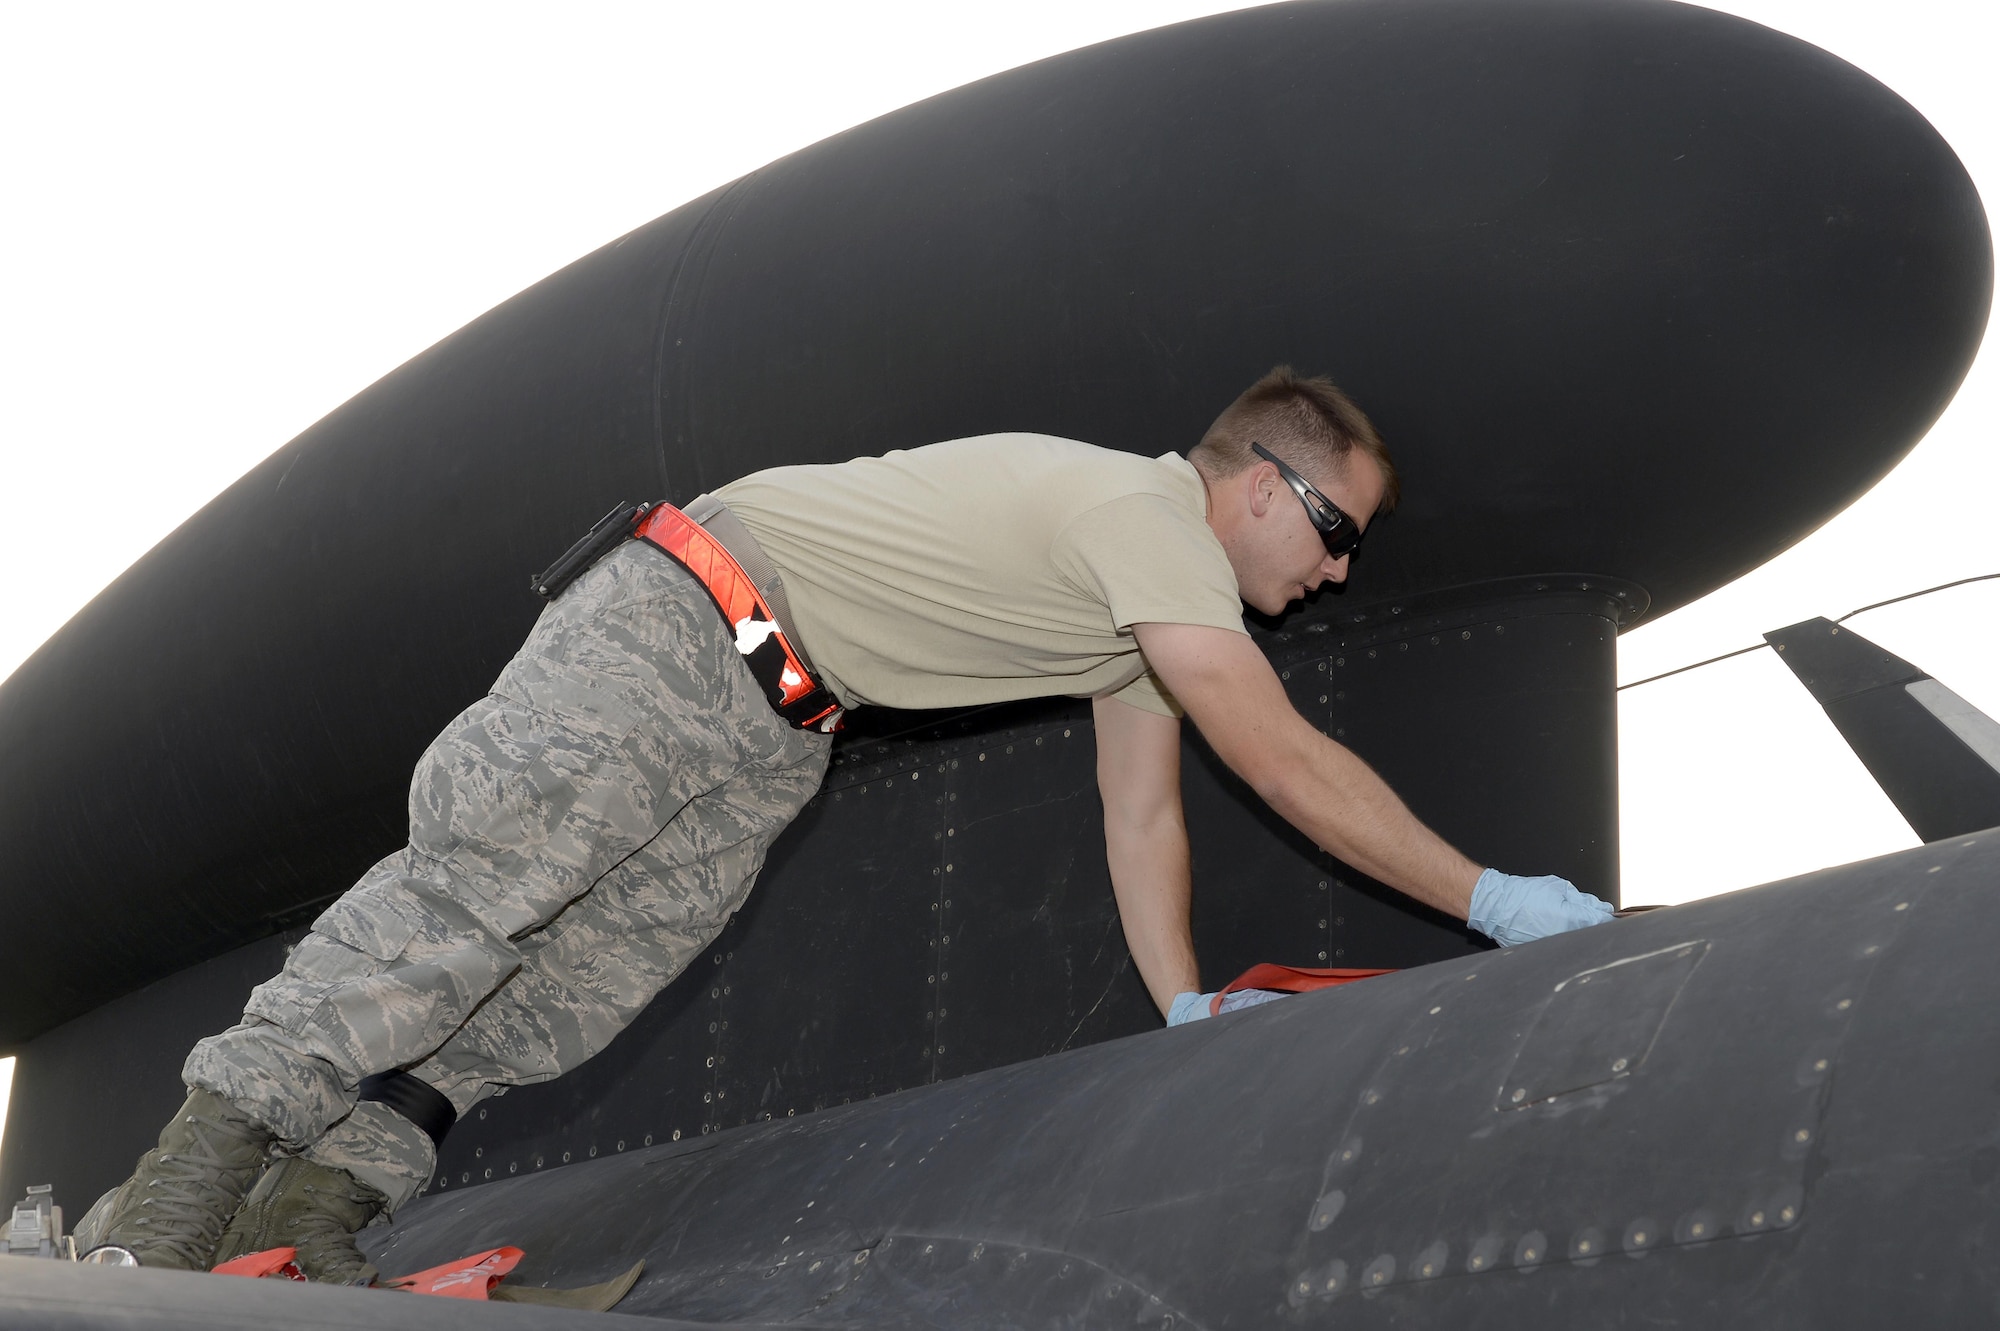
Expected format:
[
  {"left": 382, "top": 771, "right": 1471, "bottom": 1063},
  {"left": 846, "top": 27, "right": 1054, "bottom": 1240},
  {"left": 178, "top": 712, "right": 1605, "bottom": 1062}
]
[{"left": 0, "top": 0, "right": 1993, "bottom": 919}]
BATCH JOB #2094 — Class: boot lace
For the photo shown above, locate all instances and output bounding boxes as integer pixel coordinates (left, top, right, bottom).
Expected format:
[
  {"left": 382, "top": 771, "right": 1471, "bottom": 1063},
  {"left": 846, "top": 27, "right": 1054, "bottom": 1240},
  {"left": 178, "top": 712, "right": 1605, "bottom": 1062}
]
[{"left": 131, "top": 1112, "right": 260, "bottom": 1268}]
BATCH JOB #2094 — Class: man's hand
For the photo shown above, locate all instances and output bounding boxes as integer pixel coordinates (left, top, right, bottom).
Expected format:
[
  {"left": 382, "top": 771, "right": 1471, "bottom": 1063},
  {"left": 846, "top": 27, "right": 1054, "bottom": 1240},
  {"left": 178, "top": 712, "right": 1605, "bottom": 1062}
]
[
  {"left": 1466, "top": 869, "right": 1613, "bottom": 945},
  {"left": 1132, "top": 622, "right": 1485, "bottom": 919},
  {"left": 1166, "top": 988, "right": 1290, "bottom": 1025}
]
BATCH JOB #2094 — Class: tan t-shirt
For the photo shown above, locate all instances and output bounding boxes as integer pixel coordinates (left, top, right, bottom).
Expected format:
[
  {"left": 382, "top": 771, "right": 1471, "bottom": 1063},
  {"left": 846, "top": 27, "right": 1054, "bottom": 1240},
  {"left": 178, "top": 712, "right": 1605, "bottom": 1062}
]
[{"left": 713, "top": 434, "right": 1247, "bottom": 716}]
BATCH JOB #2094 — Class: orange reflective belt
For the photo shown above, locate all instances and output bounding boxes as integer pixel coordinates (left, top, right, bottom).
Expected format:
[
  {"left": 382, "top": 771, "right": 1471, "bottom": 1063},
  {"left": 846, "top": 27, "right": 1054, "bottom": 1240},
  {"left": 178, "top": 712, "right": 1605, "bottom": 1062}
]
[{"left": 635, "top": 504, "right": 845, "bottom": 733}]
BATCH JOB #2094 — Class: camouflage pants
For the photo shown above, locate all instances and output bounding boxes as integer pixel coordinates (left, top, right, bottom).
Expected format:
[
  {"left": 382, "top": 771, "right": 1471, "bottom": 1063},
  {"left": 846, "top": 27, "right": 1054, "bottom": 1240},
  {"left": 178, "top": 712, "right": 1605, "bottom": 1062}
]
[{"left": 183, "top": 543, "right": 831, "bottom": 1210}]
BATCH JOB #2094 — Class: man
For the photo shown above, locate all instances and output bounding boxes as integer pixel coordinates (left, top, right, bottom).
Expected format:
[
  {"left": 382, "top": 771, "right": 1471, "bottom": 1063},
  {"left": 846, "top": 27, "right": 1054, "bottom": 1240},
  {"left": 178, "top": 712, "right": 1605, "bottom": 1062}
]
[{"left": 82, "top": 366, "right": 1610, "bottom": 1280}]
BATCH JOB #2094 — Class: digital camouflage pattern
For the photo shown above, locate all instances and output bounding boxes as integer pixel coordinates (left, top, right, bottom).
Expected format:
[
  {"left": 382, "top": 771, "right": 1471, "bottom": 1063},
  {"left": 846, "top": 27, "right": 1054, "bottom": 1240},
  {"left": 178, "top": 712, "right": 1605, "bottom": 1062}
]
[{"left": 183, "top": 544, "right": 830, "bottom": 1210}]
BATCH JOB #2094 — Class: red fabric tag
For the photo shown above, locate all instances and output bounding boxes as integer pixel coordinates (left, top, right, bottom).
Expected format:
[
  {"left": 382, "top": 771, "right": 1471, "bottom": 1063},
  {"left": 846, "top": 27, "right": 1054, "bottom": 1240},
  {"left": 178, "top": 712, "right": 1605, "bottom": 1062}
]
[
  {"left": 387, "top": 1246, "right": 526, "bottom": 1299},
  {"left": 211, "top": 1246, "right": 304, "bottom": 1279},
  {"left": 1210, "top": 962, "right": 1395, "bottom": 1017}
]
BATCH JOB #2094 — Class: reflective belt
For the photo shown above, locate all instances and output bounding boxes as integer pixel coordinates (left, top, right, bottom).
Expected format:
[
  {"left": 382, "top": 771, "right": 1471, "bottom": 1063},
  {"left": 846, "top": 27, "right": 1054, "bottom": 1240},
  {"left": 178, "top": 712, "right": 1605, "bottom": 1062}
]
[{"left": 636, "top": 501, "right": 845, "bottom": 733}]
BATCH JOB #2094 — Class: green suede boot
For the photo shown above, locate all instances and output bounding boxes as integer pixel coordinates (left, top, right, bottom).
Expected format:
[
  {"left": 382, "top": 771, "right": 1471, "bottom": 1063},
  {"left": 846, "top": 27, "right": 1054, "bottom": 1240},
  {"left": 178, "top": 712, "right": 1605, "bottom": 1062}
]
[
  {"left": 80, "top": 1089, "right": 274, "bottom": 1270},
  {"left": 212, "top": 1155, "right": 389, "bottom": 1285}
]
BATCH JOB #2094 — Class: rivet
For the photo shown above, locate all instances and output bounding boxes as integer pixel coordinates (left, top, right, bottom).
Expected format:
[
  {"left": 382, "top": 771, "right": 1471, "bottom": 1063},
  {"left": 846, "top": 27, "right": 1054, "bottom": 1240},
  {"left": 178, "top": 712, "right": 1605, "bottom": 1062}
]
[
  {"left": 483, "top": 1168, "right": 492, "bottom": 1179},
  {"left": 1308, "top": 1190, "right": 1346, "bottom": 1232},
  {"left": 855, "top": 1251, "right": 869, "bottom": 1265},
  {"left": 1511, "top": 1088, "right": 1527, "bottom": 1103},
  {"left": 1780, "top": 1206, "right": 1796, "bottom": 1223},
  {"left": 1430, "top": 1005, "right": 1443, "bottom": 1015},
  {"left": 810, "top": 1260, "right": 822, "bottom": 1273},
  {"left": 1814, "top": 1059, "right": 1829, "bottom": 1072},
  {"left": 1750, "top": 1211, "right": 1765, "bottom": 1226},
  {"left": 1862, "top": 945, "right": 1879, "bottom": 956},
  {"left": 1691, "top": 1222, "right": 1707, "bottom": 1237},
  {"left": 643, "top": 1135, "right": 652, "bottom": 1146},
  {"left": 1794, "top": 1129, "right": 1811, "bottom": 1143},
  {"left": 1836, "top": 998, "right": 1852, "bottom": 1010},
  {"left": 1894, "top": 901, "right": 1910, "bottom": 911},
  {"left": 1612, "top": 1058, "right": 1629, "bottom": 1073},
  {"left": 1318, "top": 950, "right": 1328, "bottom": 960},
  {"left": 1363, "top": 1090, "right": 1381, "bottom": 1104},
  {"left": 1927, "top": 866, "right": 1942, "bottom": 874}
]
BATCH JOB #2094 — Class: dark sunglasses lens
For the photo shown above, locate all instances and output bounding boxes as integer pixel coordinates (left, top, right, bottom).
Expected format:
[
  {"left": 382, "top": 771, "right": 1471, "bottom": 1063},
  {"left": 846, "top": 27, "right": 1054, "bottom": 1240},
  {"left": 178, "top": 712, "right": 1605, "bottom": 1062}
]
[{"left": 1321, "top": 526, "right": 1361, "bottom": 559}]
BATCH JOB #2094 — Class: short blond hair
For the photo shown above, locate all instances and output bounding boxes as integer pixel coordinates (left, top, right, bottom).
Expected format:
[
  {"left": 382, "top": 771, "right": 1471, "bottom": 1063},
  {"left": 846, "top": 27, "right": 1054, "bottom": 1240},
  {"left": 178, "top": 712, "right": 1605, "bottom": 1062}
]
[{"left": 1190, "top": 366, "right": 1398, "bottom": 512}]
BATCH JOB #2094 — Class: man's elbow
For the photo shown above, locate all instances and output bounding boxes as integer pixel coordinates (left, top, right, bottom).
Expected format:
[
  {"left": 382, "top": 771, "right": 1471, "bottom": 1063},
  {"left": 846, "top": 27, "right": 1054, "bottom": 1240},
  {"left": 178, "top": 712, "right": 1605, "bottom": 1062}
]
[{"left": 1215, "top": 726, "right": 1313, "bottom": 812}]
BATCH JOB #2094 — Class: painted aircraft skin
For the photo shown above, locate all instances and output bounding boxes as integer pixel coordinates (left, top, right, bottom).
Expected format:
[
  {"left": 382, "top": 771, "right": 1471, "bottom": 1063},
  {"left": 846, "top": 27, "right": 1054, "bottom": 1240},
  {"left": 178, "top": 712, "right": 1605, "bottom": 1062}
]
[{"left": 0, "top": 1, "right": 1992, "bottom": 1325}]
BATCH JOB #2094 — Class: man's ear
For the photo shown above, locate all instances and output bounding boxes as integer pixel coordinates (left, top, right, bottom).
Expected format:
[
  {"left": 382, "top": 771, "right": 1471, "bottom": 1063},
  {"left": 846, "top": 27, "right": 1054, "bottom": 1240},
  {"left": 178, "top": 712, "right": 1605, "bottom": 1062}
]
[{"left": 1246, "top": 462, "right": 1280, "bottom": 518}]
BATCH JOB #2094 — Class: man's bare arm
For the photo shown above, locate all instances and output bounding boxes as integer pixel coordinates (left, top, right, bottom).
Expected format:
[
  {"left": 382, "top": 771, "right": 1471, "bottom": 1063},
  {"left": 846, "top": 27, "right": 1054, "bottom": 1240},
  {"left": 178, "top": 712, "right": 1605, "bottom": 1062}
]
[
  {"left": 1092, "top": 693, "right": 1200, "bottom": 1016},
  {"left": 1132, "top": 621, "right": 1483, "bottom": 918}
]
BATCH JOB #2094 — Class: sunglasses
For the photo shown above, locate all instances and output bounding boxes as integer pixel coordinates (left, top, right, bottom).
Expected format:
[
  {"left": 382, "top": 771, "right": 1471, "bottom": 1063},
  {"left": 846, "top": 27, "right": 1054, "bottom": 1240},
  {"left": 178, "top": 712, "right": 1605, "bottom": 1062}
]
[{"left": 1251, "top": 442, "right": 1365, "bottom": 559}]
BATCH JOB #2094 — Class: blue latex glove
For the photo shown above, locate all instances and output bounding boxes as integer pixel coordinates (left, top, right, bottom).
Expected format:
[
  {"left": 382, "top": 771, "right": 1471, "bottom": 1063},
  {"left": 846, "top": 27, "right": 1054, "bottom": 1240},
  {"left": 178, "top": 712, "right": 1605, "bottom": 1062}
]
[
  {"left": 1468, "top": 868, "right": 1614, "bottom": 946},
  {"left": 1166, "top": 988, "right": 1291, "bottom": 1025}
]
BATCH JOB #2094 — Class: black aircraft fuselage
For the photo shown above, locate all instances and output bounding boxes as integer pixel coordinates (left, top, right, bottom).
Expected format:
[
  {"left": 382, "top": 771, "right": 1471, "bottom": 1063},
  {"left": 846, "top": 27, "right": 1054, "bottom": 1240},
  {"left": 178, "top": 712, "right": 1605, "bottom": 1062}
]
[{"left": 0, "top": 1, "right": 1990, "bottom": 1326}]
